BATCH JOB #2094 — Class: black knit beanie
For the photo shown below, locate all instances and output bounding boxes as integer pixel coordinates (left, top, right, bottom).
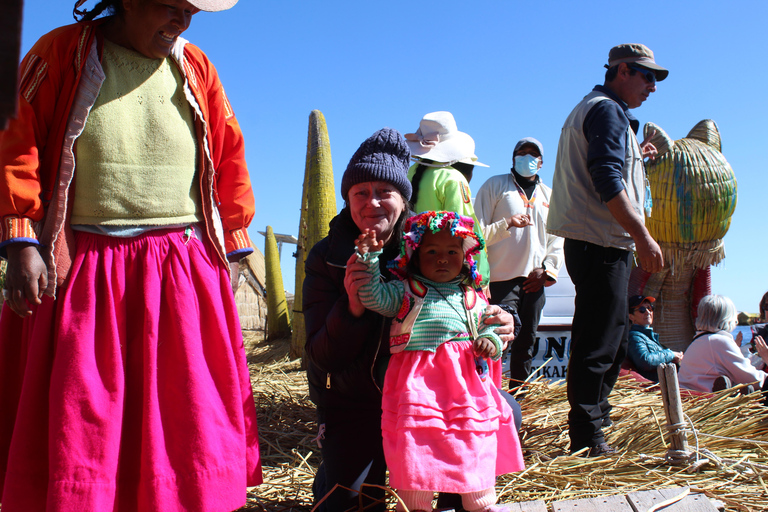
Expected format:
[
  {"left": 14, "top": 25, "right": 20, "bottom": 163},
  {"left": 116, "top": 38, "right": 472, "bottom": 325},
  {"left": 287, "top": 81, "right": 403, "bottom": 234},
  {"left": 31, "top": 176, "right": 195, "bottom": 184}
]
[{"left": 341, "top": 128, "right": 412, "bottom": 202}]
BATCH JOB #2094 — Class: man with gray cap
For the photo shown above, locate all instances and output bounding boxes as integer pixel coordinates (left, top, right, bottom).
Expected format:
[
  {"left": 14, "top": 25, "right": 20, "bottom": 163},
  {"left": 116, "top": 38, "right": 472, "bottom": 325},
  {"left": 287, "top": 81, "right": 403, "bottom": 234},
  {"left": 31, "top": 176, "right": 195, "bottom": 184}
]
[
  {"left": 475, "top": 137, "right": 564, "bottom": 393},
  {"left": 547, "top": 43, "right": 667, "bottom": 457}
]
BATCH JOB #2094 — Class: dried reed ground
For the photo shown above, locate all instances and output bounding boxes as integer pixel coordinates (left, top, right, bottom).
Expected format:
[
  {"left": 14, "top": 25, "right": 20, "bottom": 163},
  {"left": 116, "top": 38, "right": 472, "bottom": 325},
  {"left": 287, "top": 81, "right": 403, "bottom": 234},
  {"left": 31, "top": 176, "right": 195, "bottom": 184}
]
[{"left": 240, "top": 334, "right": 768, "bottom": 512}]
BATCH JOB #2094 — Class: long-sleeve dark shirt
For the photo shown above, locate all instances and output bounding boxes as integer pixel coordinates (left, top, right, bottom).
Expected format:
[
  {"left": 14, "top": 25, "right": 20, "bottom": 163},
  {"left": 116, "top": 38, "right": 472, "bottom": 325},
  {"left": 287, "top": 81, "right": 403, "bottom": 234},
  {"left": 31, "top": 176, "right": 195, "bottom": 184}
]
[{"left": 583, "top": 85, "right": 640, "bottom": 203}]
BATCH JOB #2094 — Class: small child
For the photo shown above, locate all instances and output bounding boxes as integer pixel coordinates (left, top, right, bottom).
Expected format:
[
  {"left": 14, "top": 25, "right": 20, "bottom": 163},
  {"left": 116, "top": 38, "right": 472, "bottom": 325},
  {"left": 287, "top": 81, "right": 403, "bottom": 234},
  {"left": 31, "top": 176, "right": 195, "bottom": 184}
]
[{"left": 351, "top": 211, "right": 524, "bottom": 512}]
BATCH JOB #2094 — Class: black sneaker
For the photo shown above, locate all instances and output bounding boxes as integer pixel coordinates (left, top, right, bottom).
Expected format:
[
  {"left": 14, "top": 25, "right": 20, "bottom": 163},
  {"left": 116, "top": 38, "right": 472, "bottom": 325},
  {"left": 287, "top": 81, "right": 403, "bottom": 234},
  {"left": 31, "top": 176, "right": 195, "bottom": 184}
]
[
  {"left": 713, "top": 375, "right": 732, "bottom": 392},
  {"left": 587, "top": 442, "right": 616, "bottom": 457},
  {"left": 570, "top": 442, "right": 616, "bottom": 457}
]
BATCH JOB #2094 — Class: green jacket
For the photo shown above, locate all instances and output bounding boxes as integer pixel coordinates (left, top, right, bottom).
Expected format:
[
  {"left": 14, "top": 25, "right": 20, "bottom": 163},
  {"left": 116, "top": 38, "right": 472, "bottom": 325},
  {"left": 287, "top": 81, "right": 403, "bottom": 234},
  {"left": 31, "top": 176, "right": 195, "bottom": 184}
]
[{"left": 408, "top": 163, "right": 490, "bottom": 286}]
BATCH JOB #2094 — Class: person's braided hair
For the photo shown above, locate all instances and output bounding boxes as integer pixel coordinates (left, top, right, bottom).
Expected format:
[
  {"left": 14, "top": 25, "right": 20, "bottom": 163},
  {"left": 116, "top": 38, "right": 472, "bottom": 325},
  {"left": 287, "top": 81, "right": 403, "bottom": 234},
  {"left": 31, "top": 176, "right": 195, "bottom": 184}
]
[
  {"left": 410, "top": 161, "right": 474, "bottom": 207},
  {"left": 73, "top": 0, "right": 122, "bottom": 22},
  {"left": 409, "top": 163, "right": 429, "bottom": 206}
]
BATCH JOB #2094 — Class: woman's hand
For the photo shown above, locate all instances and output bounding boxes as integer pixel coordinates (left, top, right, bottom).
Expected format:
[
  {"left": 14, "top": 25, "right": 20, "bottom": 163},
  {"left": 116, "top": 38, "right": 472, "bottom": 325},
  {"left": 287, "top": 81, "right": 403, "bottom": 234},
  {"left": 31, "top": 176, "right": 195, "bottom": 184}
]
[
  {"left": 735, "top": 331, "right": 743, "bottom": 345},
  {"left": 4, "top": 243, "right": 48, "bottom": 317},
  {"left": 344, "top": 253, "right": 371, "bottom": 317},
  {"left": 483, "top": 304, "right": 515, "bottom": 345},
  {"left": 755, "top": 335, "right": 768, "bottom": 364},
  {"left": 672, "top": 351, "right": 684, "bottom": 364},
  {"left": 473, "top": 337, "right": 497, "bottom": 359}
]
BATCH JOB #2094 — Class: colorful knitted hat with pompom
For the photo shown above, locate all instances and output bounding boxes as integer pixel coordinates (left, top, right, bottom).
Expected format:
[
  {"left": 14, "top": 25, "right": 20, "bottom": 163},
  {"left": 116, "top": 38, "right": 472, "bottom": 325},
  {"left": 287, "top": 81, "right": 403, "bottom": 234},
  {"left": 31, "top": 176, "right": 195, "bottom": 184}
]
[{"left": 389, "top": 211, "right": 485, "bottom": 286}]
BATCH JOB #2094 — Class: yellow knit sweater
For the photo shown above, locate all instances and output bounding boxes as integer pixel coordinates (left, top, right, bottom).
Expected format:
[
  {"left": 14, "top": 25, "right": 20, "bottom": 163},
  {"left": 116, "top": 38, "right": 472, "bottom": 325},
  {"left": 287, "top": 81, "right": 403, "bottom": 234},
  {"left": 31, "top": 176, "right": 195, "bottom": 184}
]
[{"left": 71, "top": 39, "right": 200, "bottom": 226}]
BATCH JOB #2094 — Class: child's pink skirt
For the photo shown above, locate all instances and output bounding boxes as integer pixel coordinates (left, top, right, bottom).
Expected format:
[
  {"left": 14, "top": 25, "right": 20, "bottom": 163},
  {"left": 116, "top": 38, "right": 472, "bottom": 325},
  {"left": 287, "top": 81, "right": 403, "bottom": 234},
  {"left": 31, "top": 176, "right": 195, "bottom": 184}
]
[
  {"left": 381, "top": 339, "right": 524, "bottom": 493},
  {"left": 0, "top": 228, "right": 261, "bottom": 511}
]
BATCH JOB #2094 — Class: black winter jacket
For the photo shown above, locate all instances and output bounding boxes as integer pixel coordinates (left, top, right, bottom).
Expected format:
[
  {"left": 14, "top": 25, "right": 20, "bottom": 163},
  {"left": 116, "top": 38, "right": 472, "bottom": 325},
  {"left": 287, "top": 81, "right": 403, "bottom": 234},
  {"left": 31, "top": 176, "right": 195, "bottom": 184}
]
[{"left": 303, "top": 208, "right": 400, "bottom": 411}]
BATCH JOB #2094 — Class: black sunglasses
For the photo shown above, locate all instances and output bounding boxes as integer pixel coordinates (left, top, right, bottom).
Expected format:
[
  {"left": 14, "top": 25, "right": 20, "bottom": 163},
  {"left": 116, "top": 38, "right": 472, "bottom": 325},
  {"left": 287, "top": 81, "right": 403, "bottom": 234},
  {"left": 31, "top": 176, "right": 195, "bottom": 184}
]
[
  {"left": 634, "top": 305, "right": 654, "bottom": 314},
  {"left": 628, "top": 64, "right": 657, "bottom": 85}
]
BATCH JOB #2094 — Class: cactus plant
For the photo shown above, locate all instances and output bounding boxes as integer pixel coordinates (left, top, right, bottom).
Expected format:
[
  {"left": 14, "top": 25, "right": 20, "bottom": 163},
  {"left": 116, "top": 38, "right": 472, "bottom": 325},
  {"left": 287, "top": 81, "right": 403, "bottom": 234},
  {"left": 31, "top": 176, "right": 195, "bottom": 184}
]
[
  {"left": 265, "top": 225, "right": 291, "bottom": 340},
  {"left": 291, "top": 110, "right": 337, "bottom": 360}
]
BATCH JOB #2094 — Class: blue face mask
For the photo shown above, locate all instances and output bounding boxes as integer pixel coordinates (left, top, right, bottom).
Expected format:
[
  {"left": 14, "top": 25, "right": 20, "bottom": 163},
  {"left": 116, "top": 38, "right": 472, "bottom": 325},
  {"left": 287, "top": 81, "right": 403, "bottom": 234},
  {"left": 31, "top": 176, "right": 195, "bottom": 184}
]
[{"left": 514, "top": 154, "right": 540, "bottom": 177}]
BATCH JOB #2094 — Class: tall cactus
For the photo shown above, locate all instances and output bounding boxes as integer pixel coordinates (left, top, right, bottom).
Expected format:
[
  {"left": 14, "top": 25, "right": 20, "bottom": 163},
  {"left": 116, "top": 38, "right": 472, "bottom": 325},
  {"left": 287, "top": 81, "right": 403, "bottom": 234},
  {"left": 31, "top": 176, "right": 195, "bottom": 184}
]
[
  {"left": 291, "top": 110, "right": 337, "bottom": 360},
  {"left": 265, "top": 225, "right": 291, "bottom": 340}
]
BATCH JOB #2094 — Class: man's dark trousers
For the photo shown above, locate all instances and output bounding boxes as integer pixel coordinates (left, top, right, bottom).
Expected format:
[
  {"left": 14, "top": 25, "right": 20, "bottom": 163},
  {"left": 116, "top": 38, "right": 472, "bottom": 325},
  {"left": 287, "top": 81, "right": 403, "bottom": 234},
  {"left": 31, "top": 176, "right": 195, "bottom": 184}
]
[
  {"left": 490, "top": 277, "right": 546, "bottom": 389},
  {"left": 564, "top": 238, "right": 631, "bottom": 451}
]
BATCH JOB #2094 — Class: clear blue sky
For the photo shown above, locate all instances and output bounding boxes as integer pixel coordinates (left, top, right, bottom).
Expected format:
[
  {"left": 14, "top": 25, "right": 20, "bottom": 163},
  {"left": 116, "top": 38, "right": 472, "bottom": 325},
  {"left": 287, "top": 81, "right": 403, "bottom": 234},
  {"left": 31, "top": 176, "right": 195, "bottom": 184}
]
[{"left": 20, "top": 0, "right": 768, "bottom": 313}]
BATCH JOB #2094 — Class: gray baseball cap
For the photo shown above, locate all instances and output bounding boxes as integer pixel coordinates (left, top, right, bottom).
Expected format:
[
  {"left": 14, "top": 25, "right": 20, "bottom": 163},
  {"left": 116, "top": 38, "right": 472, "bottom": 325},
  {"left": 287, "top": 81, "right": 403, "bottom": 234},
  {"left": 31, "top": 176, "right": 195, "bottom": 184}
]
[
  {"left": 513, "top": 137, "right": 544, "bottom": 160},
  {"left": 605, "top": 43, "right": 669, "bottom": 81}
]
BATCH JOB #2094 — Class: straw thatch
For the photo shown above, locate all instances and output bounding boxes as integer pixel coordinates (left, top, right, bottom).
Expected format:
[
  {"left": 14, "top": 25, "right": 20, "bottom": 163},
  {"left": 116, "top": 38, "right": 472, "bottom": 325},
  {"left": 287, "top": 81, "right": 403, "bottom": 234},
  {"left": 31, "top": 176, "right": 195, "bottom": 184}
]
[
  {"left": 235, "top": 249, "right": 268, "bottom": 332},
  {"left": 241, "top": 334, "right": 768, "bottom": 511}
]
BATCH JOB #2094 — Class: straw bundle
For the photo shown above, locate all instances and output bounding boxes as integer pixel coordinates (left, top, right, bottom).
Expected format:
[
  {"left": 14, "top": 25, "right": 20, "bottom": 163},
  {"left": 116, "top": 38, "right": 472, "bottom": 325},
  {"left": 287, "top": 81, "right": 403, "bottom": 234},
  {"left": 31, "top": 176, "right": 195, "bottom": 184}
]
[
  {"left": 641, "top": 265, "right": 698, "bottom": 352},
  {"left": 265, "top": 226, "right": 291, "bottom": 340},
  {"left": 240, "top": 335, "right": 768, "bottom": 511}
]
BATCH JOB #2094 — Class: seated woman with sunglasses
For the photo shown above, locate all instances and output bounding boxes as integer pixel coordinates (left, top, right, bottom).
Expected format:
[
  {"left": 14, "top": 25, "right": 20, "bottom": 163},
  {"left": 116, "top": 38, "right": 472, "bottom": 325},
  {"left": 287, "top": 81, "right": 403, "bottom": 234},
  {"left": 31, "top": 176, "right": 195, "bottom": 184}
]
[
  {"left": 679, "top": 295, "right": 768, "bottom": 399},
  {"left": 626, "top": 295, "right": 683, "bottom": 382}
]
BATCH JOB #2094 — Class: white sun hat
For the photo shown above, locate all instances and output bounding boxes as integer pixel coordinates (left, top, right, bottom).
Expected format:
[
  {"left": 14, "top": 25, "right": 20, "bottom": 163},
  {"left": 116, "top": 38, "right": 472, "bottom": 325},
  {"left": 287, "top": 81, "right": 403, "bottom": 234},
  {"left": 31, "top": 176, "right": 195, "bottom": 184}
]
[
  {"left": 188, "top": 0, "right": 239, "bottom": 11},
  {"left": 404, "top": 111, "right": 488, "bottom": 168}
]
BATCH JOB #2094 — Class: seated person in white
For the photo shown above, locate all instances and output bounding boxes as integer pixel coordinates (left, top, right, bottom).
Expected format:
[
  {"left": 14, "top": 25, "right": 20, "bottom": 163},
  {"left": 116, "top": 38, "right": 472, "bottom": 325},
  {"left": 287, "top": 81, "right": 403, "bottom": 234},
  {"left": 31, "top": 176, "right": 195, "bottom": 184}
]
[
  {"left": 625, "top": 295, "right": 682, "bottom": 382},
  {"left": 679, "top": 295, "right": 768, "bottom": 399}
]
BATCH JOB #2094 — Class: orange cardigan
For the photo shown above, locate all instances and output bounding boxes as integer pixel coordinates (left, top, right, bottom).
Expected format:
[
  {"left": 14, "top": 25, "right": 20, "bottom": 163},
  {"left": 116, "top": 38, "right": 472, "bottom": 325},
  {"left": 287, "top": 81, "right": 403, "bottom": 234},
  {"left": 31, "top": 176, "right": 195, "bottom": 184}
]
[{"left": 0, "top": 20, "right": 255, "bottom": 295}]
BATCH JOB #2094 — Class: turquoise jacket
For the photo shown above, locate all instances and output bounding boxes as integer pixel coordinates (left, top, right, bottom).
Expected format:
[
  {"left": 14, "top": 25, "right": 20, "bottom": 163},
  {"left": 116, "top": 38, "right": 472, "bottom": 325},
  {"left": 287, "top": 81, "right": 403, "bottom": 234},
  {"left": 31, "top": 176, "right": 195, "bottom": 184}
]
[{"left": 627, "top": 324, "right": 676, "bottom": 381}]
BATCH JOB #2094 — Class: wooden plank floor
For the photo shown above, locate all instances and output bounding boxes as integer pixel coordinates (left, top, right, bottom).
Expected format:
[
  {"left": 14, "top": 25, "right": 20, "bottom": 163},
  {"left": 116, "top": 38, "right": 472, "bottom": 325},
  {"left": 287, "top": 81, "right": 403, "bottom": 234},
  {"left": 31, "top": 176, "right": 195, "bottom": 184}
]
[
  {"left": 625, "top": 487, "right": 719, "bottom": 512},
  {"left": 508, "top": 487, "right": 720, "bottom": 512}
]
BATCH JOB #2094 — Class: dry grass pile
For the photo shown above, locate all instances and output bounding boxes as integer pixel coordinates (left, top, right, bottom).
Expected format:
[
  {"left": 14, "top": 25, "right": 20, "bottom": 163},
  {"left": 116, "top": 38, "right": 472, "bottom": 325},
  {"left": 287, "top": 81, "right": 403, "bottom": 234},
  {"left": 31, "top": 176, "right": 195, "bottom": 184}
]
[
  {"left": 502, "top": 377, "right": 768, "bottom": 511},
  {"left": 240, "top": 335, "right": 768, "bottom": 511},
  {"left": 241, "top": 333, "right": 319, "bottom": 511}
]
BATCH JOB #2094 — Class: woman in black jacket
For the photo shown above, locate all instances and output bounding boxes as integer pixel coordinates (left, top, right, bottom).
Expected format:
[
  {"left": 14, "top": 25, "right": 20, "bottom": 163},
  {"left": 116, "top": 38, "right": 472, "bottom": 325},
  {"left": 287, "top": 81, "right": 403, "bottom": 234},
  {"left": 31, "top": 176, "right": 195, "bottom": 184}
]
[{"left": 304, "top": 128, "right": 517, "bottom": 511}]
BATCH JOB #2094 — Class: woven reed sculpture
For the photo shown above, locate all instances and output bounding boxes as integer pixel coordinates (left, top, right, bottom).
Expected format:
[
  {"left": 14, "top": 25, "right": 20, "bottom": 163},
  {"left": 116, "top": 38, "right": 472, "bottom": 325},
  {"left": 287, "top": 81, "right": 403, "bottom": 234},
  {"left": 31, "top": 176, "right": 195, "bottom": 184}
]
[{"left": 629, "top": 120, "right": 737, "bottom": 352}]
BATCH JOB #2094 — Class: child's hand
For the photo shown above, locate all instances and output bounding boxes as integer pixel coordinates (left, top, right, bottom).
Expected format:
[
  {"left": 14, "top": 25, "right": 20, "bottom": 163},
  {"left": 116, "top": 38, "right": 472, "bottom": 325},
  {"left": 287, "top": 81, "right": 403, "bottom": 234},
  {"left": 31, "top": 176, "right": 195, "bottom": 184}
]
[
  {"left": 354, "top": 229, "right": 384, "bottom": 257},
  {"left": 473, "top": 337, "right": 497, "bottom": 359}
]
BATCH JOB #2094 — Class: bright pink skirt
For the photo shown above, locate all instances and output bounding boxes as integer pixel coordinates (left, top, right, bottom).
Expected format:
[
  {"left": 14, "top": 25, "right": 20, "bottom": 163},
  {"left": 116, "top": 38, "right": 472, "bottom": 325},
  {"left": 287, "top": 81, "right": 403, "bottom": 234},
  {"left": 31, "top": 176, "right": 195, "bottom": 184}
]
[
  {"left": 382, "top": 340, "right": 524, "bottom": 493},
  {"left": 0, "top": 228, "right": 261, "bottom": 511}
]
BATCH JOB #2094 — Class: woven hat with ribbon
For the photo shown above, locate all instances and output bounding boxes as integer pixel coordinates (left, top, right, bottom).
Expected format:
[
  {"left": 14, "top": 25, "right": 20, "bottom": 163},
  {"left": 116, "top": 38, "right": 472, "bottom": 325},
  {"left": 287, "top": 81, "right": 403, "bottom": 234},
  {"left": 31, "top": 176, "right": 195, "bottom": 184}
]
[{"left": 389, "top": 211, "right": 485, "bottom": 286}]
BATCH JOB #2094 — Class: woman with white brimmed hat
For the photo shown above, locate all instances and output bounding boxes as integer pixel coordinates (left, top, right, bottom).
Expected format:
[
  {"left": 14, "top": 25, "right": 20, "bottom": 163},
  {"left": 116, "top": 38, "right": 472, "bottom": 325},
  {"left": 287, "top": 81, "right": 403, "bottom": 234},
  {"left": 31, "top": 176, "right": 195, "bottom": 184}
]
[
  {"left": 405, "top": 111, "right": 492, "bottom": 287},
  {"left": 0, "top": 1, "right": 261, "bottom": 509}
]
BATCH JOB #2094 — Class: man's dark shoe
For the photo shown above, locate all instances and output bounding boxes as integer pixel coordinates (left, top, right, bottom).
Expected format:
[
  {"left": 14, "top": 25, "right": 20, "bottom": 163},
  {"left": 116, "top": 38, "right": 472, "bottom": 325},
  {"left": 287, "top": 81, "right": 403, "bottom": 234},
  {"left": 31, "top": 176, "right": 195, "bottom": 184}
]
[
  {"left": 712, "top": 375, "right": 732, "bottom": 392},
  {"left": 587, "top": 442, "right": 616, "bottom": 457},
  {"left": 570, "top": 442, "right": 616, "bottom": 457}
]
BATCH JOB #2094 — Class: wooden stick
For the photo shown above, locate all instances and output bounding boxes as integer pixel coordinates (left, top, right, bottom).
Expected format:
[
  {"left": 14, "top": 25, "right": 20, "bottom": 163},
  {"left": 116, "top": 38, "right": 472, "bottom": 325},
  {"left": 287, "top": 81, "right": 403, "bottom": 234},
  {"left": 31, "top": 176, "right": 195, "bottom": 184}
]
[{"left": 657, "top": 363, "right": 691, "bottom": 463}]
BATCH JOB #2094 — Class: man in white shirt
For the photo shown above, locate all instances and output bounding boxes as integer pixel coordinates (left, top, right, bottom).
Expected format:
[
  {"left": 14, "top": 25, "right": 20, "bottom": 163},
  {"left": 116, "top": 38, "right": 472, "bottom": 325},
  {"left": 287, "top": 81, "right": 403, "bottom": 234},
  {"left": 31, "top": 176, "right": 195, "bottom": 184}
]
[{"left": 475, "top": 137, "right": 564, "bottom": 391}]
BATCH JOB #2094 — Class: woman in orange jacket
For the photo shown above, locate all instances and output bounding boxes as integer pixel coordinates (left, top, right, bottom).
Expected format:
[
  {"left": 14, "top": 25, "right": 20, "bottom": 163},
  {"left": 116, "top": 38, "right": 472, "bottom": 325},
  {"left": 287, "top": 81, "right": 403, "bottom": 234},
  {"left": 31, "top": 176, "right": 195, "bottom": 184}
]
[{"left": 0, "top": 1, "right": 261, "bottom": 510}]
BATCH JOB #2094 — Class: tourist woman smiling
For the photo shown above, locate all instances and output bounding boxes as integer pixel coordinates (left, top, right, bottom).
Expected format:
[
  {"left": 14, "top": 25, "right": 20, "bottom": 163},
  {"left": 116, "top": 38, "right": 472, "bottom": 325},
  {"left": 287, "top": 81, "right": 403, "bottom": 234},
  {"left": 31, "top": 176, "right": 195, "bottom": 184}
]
[{"left": 303, "top": 128, "right": 517, "bottom": 512}]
